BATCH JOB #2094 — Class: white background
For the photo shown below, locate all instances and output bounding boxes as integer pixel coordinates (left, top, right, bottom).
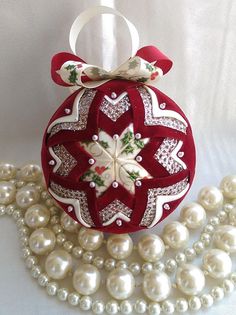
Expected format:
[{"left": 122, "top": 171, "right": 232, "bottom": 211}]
[{"left": 0, "top": 0, "right": 236, "bottom": 314}]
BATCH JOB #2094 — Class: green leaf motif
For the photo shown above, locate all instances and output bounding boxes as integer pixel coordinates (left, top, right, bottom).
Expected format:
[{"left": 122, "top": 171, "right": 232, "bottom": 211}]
[
  {"left": 127, "top": 170, "right": 140, "bottom": 181},
  {"left": 121, "top": 131, "right": 133, "bottom": 146},
  {"left": 80, "top": 169, "right": 93, "bottom": 181},
  {"left": 68, "top": 69, "right": 78, "bottom": 83},
  {"left": 145, "top": 63, "right": 154, "bottom": 72},
  {"left": 123, "top": 144, "right": 135, "bottom": 154},
  {"left": 92, "top": 174, "right": 105, "bottom": 187},
  {"left": 137, "top": 77, "right": 148, "bottom": 83},
  {"left": 128, "top": 60, "right": 139, "bottom": 69},
  {"left": 99, "top": 140, "right": 109, "bottom": 149},
  {"left": 65, "top": 64, "right": 76, "bottom": 70},
  {"left": 134, "top": 139, "right": 145, "bottom": 149}
]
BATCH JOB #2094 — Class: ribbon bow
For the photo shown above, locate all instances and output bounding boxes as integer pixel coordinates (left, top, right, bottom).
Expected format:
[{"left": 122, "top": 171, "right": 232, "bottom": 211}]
[{"left": 51, "top": 46, "right": 172, "bottom": 89}]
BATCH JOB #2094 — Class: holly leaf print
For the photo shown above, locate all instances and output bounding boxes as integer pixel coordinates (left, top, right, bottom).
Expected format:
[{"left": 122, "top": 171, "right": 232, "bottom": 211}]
[
  {"left": 123, "top": 144, "right": 135, "bottom": 154},
  {"left": 134, "top": 139, "right": 145, "bottom": 149},
  {"left": 68, "top": 69, "right": 78, "bottom": 83},
  {"left": 80, "top": 169, "right": 93, "bottom": 181},
  {"left": 121, "top": 131, "right": 133, "bottom": 146},
  {"left": 128, "top": 60, "right": 139, "bottom": 69},
  {"left": 65, "top": 64, "right": 76, "bottom": 70},
  {"left": 92, "top": 174, "right": 105, "bottom": 187},
  {"left": 145, "top": 63, "right": 154, "bottom": 72},
  {"left": 99, "top": 140, "right": 109, "bottom": 149},
  {"left": 127, "top": 170, "right": 140, "bottom": 181},
  {"left": 137, "top": 77, "right": 148, "bottom": 83}
]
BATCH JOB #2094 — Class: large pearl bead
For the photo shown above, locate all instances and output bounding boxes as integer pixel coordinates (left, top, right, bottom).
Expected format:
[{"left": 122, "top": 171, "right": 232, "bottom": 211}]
[
  {"left": 0, "top": 181, "right": 16, "bottom": 205},
  {"left": 138, "top": 234, "right": 165, "bottom": 262},
  {"left": 213, "top": 225, "right": 236, "bottom": 253},
  {"left": 0, "top": 163, "right": 17, "bottom": 180},
  {"left": 73, "top": 264, "right": 101, "bottom": 295},
  {"left": 176, "top": 264, "right": 205, "bottom": 295},
  {"left": 197, "top": 186, "right": 223, "bottom": 211},
  {"left": 106, "top": 268, "right": 135, "bottom": 300},
  {"left": 19, "top": 164, "right": 41, "bottom": 182},
  {"left": 107, "top": 234, "right": 133, "bottom": 260},
  {"left": 162, "top": 221, "right": 189, "bottom": 249},
  {"left": 220, "top": 175, "right": 236, "bottom": 199},
  {"left": 45, "top": 249, "right": 72, "bottom": 280},
  {"left": 61, "top": 212, "right": 79, "bottom": 232},
  {"left": 180, "top": 202, "right": 206, "bottom": 229},
  {"left": 29, "top": 228, "right": 56, "bottom": 255},
  {"left": 78, "top": 227, "right": 104, "bottom": 251},
  {"left": 142, "top": 270, "right": 171, "bottom": 302},
  {"left": 25, "top": 204, "right": 50, "bottom": 228},
  {"left": 16, "top": 186, "right": 40, "bottom": 209},
  {"left": 203, "top": 249, "right": 232, "bottom": 279}
]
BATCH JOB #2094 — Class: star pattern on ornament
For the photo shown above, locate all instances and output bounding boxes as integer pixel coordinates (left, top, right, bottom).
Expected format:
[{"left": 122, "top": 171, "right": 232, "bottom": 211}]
[{"left": 80, "top": 124, "right": 152, "bottom": 196}]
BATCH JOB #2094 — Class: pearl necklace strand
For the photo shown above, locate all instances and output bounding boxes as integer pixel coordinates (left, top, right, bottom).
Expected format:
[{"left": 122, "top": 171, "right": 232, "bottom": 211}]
[{"left": 1, "top": 163, "right": 236, "bottom": 315}]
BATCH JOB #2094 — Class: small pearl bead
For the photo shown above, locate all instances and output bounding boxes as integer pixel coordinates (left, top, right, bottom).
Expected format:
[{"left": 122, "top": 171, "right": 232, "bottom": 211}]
[
  {"left": 153, "top": 261, "right": 165, "bottom": 272},
  {"left": 230, "top": 272, "right": 236, "bottom": 284},
  {"left": 129, "top": 262, "right": 141, "bottom": 275},
  {"left": 46, "top": 282, "right": 58, "bottom": 296},
  {"left": 73, "top": 264, "right": 101, "bottom": 295},
  {"left": 49, "top": 160, "right": 55, "bottom": 166},
  {"left": 6, "top": 204, "right": 16, "bottom": 215},
  {"left": 159, "top": 103, "right": 166, "bottom": 109},
  {"left": 138, "top": 234, "right": 165, "bottom": 262},
  {"left": 193, "top": 240, "right": 205, "bottom": 254},
  {"left": 22, "top": 247, "right": 31, "bottom": 259},
  {"left": 72, "top": 246, "right": 83, "bottom": 258},
  {"left": 135, "top": 133, "right": 142, "bottom": 140},
  {"left": 112, "top": 181, "right": 119, "bottom": 188},
  {"left": 56, "top": 233, "right": 66, "bottom": 245},
  {"left": 45, "top": 249, "right": 72, "bottom": 280},
  {"left": 57, "top": 288, "right": 68, "bottom": 301},
  {"left": 175, "top": 298, "right": 188, "bottom": 313},
  {"left": 92, "top": 134, "right": 98, "bottom": 141},
  {"left": 188, "top": 296, "right": 201, "bottom": 311},
  {"left": 135, "top": 299, "right": 147, "bottom": 314},
  {"left": 92, "top": 300, "right": 105, "bottom": 314},
  {"left": 90, "top": 181, "right": 96, "bottom": 188},
  {"left": 64, "top": 108, "right": 71, "bottom": 114},
  {"left": 204, "top": 224, "right": 215, "bottom": 234},
  {"left": 68, "top": 292, "right": 80, "bottom": 306},
  {"left": 111, "top": 92, "right": 117, "bottom": 99},
  {"left": 161, "top": 300, "right": 175, "bottom": 314},
  {"left": 29, "top": 228, "right": 56, "bottom": 255},
  {"left": 211, "top": 286, "right": 224, "bottom": 300},
  {"left": 106, "top": 268, "right": 135, "bottom": 300},
  {"left": 162, "top": 221, "right": 189, "bottom": 249},
  {"left": 104, "top": 258, "right": 116, "bottom": 271},
  {"left": 116, "top": 260, "right": 128, "bottom": 269},
  {"left": 176, "top": 264, "right": 205, "bottom": 295},
  {"left": 203, "top": 249, "right": 232, "bottom": 279},
  {"left": 143, "top": 271, "right": 171, "bottom": 302},
  {"left": 165, "top": 259, "right": 177, "bottom": 273},
  {"left": 107, "top": 234, "right": 133, "bottom": 260},
  {"left": 67, "top": 205, "right": 73, "bottom": 212},
  {"left": 60, "top": 212, "right": 79, "bottom": 232},
  {"left": 222, "top": 279, "right": 234, "bottom": 293},
  {"left": 200, "top": 233, "right": 211, "bottom": 246},
  {"left": 0, "top": 205, "right": 6, "bottom": 216},
  {"left": 82, "top": 251, "right": 94, "bottom": 263},
  {"left": 120, "top": 300, "right": 133, "bottom": 314},
  {"left": 78, "top": 227, "right": 104, "bottom": 251},
  {"left": 0, "top": 181, "right": 16, "bottom": 205},
  {"left": 38, "top": 273, "right": 49, "bottom": 287},
  {"left": 93, "top": 256, "right": 104, "bottom": 269},
  {"left": 180, "top": 202, "right": 206, "bottom": 229},
  {"left": 113, "top": 134, "right": 119, "bottom": 140},
  {"left": 106, "top": 300, "right": 119, "bottom": 315},
  {"left": 217, "top": 210, "right": 227, "bottom": 222},
  {"left": 135, "top": 180, "right": 142, "bottom": 187},
  {"left": 201, "top": 294, "right": 214, "bottom": 308},
  {"left": 25, "top": 256, "right": 38, "bottom": 269},
  {"left": 136, "top": 155, "right": 143, "bottom": 162},
  {"left": 31, "top": 265, "right": 41, "bottom": 278},
  {"left": 25, "top": 204, "right": 50, "bottom": 228},
  {"left": 142, "top": 262, "right": 153, "bottom": 274},
  {"left": 184, "top": 248, "right": 196, "bottom": 261},
  {"left": 88, "top": 158, "right": 95, "bottom": 165},
  {"left": 213, "top": 225, "right": 236, "bottom": 253},
  {"left": 148, "top": 302, "right": 161, "bottom": 315},
  {"left": 220, "top": 175, "right": 236, "bottom": 199},
  {"left": 175, "top": 253, "right": 186, "bottom": 265},
  {"left": 79, "top": 296, "right": 92, "bottom": 311},
  {"left": 198, "top": 186, "right": 223, "bottom": 211}
]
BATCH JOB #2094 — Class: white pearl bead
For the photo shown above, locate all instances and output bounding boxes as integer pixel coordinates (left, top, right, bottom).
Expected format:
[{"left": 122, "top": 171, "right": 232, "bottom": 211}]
[
  {"left": 229, "top": 206, "right": 236, "bottom": 225},
  {"left": 138, "top": 234, "right": 165, "bottom": 262},
  {"left": 142, "top": 262, "right": 153, "bottom": 274},
  {"left": 19, "top": 164, "right": 41, "bottom": 182},
  {"left": 134, "top": 299, "right": 147, "bottom": 314},
  {"left": 211, "top": 286, "right": 224, "bottom": 300},
  {"left": 153, "top": 261, "right": 165, "bottom": 272},
  {"left": 106, "top": 268, "right": 135, "bottom": 300},
  {"left": 57, "top": 287, "right": 68, "bottom": 301},
  {"left": 184, "top": 248, "right": 196, "bottom": 261},
  {"left": 25, "top": 255, "right": 38, "bottom": 269},
  {"left": 31, "top": 265, "right": 41, "bottom": 279},
  {"left": 106, "top": 300, "right": 119, "bottom": 315},
  {"left": 129, "top": 262, "right": 141, "bottom": 275},
  {"left": 176, "top": 264, "right": 205, "bottom": 295},
  {"left": 93, "top": 256, "right": 104, "bottom": 269},
  {"left": 201, "top": 294, "right": 214, "bottom": 308},
  {"left": 73, "top": 264, "right": 101, "bottom": 295},
  {"left": 79, "top": 296, "right": 92, "bottom": 311},
  {"left": 165, "top": 259, "right": 177, "bottom": 273},
  {"left": 29, "top": 228, "right": 56, "bottom": 255},
  {"left": 105, "top": 258, "right": 116, "bottom": 271},
  {"left": 60, "top": 212, "right": 79, "bottom": 232},
  {"left": 120, "top": 300, "right": 133, "bottom": 314},
  {"left": 188, "top": 296, "right": 201, "bottom": 311},
  {"left": 161, "top": 300, "right": 175, "bottom": 314},
  {"left": 162, "top": 221, "right": 189, "bottom": 249},
  {"left": 203, "top": 249, "right": 232, "bottom": 279},
  {"left": 92, "top": 300, "right": 105, "bottom": 314},
  {"left": 222, "top": 279, "right": 234, "bottom": 293},
  {"left": 45, "top": 249, "right": 72, "bottom": 280},
  {"left": 68, "top": 292, "right": 80, "bottom": 306},
  {"left": 148, "top": 302, "right": 161, "bottom": 315},
  {"left": 16, "top": 186, "right": 40, "bottom": 208},
  {"left": 107, "top": 234, "right": 133, "bottom": 260},
  {"left": 175, "top": 298, "right": 188, "bottom": 313},
  {"left": 0, "top": 205, "right": 6, "bottom": 216},
  {"left": 46, "top": 282, "right": 58, "bottom": 296},
  {"left": 230, "top": 272, "right": 236, "bottom": 284},
  {"left": 38, "top": 273, "right": 49, "bottom": 287},
  {"left": 78, "top": 227, "right": 104, "bottom": 251},
  {"left": 213, "top": 225, "right": 236, "bottom": 253},
  {"left": 198, "top": 186, "right": 223, "bottom": 211},
  {"left": 0, "top": 181, "right": 16, "bottom": 205},
  {"left": 180, "top": 202, "right": 206, "bottom": 229},
  {"left": 143, "top": 270, "right": 171, "bottom": 302},
  {"left": 0, "top": 163, "right": 17, "bottom": 180},
  {"left": 175, "top": 252, "right": 186, "bottom": 265},
  {"left": 25, "top": 204, "right": 50, "bottom": 228},
  {"left": 220, "top": 175, "right": 236, "bottom": 199}
]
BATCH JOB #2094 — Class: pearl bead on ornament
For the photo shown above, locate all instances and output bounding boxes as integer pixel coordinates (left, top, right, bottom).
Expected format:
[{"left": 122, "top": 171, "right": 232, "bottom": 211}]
[
  {"left": 73, "top": 264, "right": 101, "bottom": 295},
  {"left": 60, "top": 212, "right": 79, "bottom": 232},
  {"left": 142, "top": 270, "right": 171, "bottom": 302},
  {"left": 162, "top": 221, "right": 189, "bottom": 249},
  {"left": 213, "top": 225, "right": 236, "bottom": 253},
  {"left": 106, "top": 268, "right": 135, "bottom": 300},
  {"left": 78, "top": 227, "right": 104, "bottom": 251},
  {"left": 180, "top": 202, "right": 206, "bottom": 229},
  {"left": 203, "top": 248, "right": 232, "bottom": 279},
  {"left": 24, "top": 204, "right": 50, "bottom": 228},
  {"left": 220, "top": 175, "right": 236, "bottom": 199},
  {"left": 29, "top": 228, "right": 56, "bottom": 255},
  {"left": 138, "top": 234, "right": 165, "bottom": 262},
  {"left": 45, "top": 249, "right": 72, "bottom": 280},
  {"left": 16, "top": 186, "right": 40, "bottom": 208},
  {"left": 107, "top": 234, "right": 133, "bottom": 260},
  {"left": 0, "top": 181, "right": 16, "bottom": 205},
  {"left": 176, "top": 264, "right": 205, "bottom": 295},
  {"left": 197, "top": 186, "right": 223, "bottom": 211}
]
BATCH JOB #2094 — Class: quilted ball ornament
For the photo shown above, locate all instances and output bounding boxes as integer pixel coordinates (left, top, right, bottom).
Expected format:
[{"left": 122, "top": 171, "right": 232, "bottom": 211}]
[{"left": 41, "top": 8, "right": 196, "bottom": 233}]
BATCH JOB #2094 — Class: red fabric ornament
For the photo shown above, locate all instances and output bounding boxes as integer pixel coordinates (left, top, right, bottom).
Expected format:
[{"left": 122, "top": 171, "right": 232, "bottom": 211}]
[{"left": 41, "top": 46, "right": 196, "bottom": 234}]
